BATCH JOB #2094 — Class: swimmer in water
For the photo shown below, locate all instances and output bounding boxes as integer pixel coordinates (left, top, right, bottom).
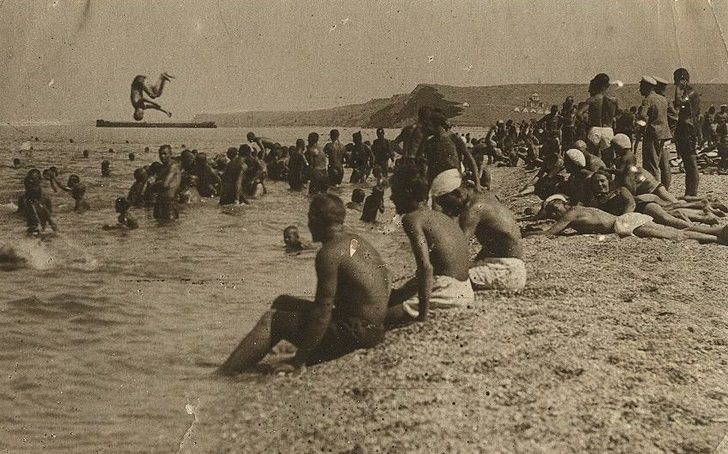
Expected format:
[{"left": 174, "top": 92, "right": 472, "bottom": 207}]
[
  {"left": 127, "top": 168, "right": 149, "bottom": 207},
  {"left": 361, "top": 184, "right": 385, "bottom": 223},
  {"left": 283, "top": 225, "right": 310, "bottom": 254},
  {"left": 103, "top": 197, "right": 139, "bottom": 230},
  {"left": 346, "top": 188, "right": 366, "bottom": 211},
  {"left": 19, "top": 173, "right": 57, "bottom": 235},
  {"left": 130, "top": 73, "right": 174, "bottom": 121},
  {"left": 53, "top": 174, "right": 90, "bottom": 212},
  {"left": 101, "top": 160, "right": 111, "bottom": 177}
]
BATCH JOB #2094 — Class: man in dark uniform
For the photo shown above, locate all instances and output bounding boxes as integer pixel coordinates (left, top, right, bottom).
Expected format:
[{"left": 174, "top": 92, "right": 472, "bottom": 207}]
[{"left": 673, "top": 68, "right": 701, "bottom": 197}]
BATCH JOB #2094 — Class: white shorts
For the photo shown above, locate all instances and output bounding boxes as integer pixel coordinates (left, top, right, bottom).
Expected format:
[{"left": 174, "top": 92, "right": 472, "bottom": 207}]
[
  {"left": 469, "top": 258, "right": 527, "bottom": 291},
  {"left": 402, "top": 275, "right": 475, "bottom": 318},
  {"left": 613, "top": 212, "right": 653, "bottom": 237},
  {"left": 587, "top": 127, "right": 615, "bottom": 152}
]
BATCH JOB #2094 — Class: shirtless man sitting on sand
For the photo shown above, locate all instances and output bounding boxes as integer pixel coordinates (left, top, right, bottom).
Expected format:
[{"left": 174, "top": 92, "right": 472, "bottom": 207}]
[
  {"left": 437, "top": 186, "right": 527, "bottom": 292},
  {"left": 217, "top": 194, "right": 390, "bottom": 374},
  {"left": 529, "top": 194, "right": 728, "bottom": 244},
  {"left": 387, "top": 160, "right": 474, "bottom": 324},
  {"left": 130, "top": 73, "right": 173, "bottom": 121}
]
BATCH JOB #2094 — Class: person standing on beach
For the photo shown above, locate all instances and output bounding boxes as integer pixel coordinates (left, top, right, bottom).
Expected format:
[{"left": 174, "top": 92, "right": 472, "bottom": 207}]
[
  {"left": 217, "top": 194, "right": 390, "bottom": 374},
  {"left": 324, "top": 129, "right": 345, "bottom": 187},
  {"left": 150, "top": 144, "right": 182, "bottom": 221},
  {"left": 386, "top": 160, "right": 473, "bottom": 324},
  {"left": 577, "top": 73, "right": 620, "bottom": 157},
  {"left": 639, "top": 76, "right": 672, "bottom": 190},
  {"left": 130, "top": 73, "right": 173, "bottom": 121},
  {"left": 673, "top": 68, "right": 702, "bottom": 197}
]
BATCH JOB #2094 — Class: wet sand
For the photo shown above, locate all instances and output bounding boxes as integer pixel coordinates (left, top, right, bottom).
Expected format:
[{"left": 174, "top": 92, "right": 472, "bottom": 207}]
[{"left": 196, "top": 167, "right": 728, "bottom": 454}]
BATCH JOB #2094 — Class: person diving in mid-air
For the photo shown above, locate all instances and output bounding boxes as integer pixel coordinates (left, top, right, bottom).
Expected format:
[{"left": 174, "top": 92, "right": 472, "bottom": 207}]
[{"left": 130, "top": 73, "right": 174, "bottom": 121}]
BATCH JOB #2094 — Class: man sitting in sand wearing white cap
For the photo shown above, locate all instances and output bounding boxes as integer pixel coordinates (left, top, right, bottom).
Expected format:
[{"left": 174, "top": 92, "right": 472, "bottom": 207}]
[
  {"left": 387, "top": 160, "right": 473, "bottom": 324},
  {"left": 437, "top": 185, "right": 527, "bottom": 292},
  {"left": 561, "top": 148, "right": 593, "bottom": 205},
  {"left": 526, "top": 194, "right": 728, "bottom": 245}
]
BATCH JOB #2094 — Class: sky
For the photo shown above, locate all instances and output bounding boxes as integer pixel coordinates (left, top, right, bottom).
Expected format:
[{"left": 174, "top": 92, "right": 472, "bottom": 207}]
[{"left": 1, "top": 0, "right": 727, "bottom": 122}]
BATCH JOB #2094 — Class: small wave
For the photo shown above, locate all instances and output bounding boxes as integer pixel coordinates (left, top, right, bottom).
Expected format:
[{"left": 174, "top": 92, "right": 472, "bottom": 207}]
[
  {"left": 0, "top": 235, "right": 100, "bottom": 271},
  {"left": 0, "top": 240, "right": 55, "bottom": 270}
]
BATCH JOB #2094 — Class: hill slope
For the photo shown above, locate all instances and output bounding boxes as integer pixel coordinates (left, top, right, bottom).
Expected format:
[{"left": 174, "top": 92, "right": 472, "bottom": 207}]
[{"left": 195, "top": 83, "right": 728, "bottom": 128}]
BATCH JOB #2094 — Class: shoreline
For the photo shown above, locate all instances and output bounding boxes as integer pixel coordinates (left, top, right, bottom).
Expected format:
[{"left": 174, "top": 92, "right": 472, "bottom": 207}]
[{"left": 189, "top": 167, "right": 727, "bottom": 453}]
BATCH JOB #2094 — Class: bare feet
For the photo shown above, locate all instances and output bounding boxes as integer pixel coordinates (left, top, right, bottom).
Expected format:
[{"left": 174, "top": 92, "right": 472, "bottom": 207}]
[{"left": 162, "top": 72, "right": 175, "bottom": 80}]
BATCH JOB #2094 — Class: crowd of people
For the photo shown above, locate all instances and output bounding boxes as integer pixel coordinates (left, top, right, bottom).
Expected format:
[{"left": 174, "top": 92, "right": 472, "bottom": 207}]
[{"left": 10, "top": 68, "right": 728, "bottom": 374}]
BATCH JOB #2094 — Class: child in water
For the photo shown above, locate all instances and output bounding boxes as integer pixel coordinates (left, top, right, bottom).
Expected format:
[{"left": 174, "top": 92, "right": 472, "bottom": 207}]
[
  {"left": 101, "top": 160, "right": 111, "bottom": 177},
  {"left": 283, "top": 225, "right": 310, "bottom": 254},
  {"left": 54, "top": 174, "right": 90, "bottom": 212},
  {"left": 361, "top": 184, "right": 386, "bottom": 223},
  {"left": 127, "top": 168, "right": 149, "bottom": 207},
  {"left": 346, "top": 189, "right": 366, "bottom": 211},
  {"left": 18, "top": 173, "right": 57, "bottom": 235},
  {"left": 103, "top": 197, "right": 138, "bottom": 230}
]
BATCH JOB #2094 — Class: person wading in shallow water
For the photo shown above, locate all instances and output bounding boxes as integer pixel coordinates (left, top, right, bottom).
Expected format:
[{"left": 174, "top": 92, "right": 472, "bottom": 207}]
[
  {"left": 217, "top": 194, "right": 390, "bottom": 375},
  {"left": 149, "top": 145, "right": 181, "bottom": 222}
]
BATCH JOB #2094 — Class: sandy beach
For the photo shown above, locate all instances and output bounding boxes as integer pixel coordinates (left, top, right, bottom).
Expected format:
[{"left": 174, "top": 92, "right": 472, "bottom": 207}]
[{"left": 192, "top": 167, "right": 728, "bottom": 454}]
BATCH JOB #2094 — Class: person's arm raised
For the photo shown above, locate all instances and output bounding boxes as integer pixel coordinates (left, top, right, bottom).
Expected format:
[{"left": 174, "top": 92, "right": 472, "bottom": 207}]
[
  {"left": 291, "top": 249, "right": 337, "bottom": 366},
  {"left": 403, "top": 215, "right": 433, "bottom": 321}
]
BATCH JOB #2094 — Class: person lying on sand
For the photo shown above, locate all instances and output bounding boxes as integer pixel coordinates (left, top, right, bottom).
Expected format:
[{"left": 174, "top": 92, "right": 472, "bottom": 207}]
[
  {"left": 586, "top": 172, "right": 723, "bottom": 235},
  {"left": 386, "top": 160, "right": 473, "bottom": 324},
  {"left": 437, "top": 185, "right": 527, "bottom": 292},
  {"left": 527, "top": 194, "right": 728, "bottom": 244},
  {"left": 217, "top": 194, "right": 389, "bottom": 375},
  {"left": 283, "top": 225, "right": 311, "bottom": 254},
  {"left": 130, "top": 73, "right": 173, "bottom": 121}
]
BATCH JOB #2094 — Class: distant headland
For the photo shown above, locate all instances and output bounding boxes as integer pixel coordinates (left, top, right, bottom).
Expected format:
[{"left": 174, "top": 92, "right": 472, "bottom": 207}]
[{"left": 194, "top": 83, "right": 728, "bottom": 128}]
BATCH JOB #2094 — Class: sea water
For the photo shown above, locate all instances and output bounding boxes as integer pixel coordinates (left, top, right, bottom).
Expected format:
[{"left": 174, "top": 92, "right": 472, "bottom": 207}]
[{"left": 0, "top": 124, "right": 417, "bottom": 452}]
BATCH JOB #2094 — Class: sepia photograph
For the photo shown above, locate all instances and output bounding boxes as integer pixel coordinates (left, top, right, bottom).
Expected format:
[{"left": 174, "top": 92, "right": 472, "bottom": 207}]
[{"left": 1, "top": 0, "right": 727, "bottom": 452}]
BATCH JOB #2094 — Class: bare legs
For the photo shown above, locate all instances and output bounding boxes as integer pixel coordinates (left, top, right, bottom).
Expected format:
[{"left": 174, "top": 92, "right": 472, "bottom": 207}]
[
  {"left": 633, "top": 222, "right": 719, "bottom": 244},
  {"left": 640, "top": 203, "right": 721, "bottom": 234},
  {"left": 216, "top": 295, "right": 309, "bottom": 375},
  {"left": 142, "top": 73, "right": 173, "bottom": 99}
]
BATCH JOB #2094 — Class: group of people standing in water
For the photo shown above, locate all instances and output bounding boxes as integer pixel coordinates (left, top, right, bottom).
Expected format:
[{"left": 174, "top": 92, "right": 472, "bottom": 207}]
[{"left": 11, "top": 67, "right": 728, "bottom": 374}]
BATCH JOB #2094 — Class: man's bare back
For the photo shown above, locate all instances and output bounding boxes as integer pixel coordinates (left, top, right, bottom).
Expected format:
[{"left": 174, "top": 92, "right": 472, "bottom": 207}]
[
  {"left": 403, "top": 207, "right": 470, "bottom": 281},
  {"left": 317, "top": 232, "right": 390, "bottom": 325},
  {"left": 461, "top": 191, "right": 524, "bottom": 259}
]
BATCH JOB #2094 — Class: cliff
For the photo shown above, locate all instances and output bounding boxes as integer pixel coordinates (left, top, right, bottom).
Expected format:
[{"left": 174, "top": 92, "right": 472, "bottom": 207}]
[{"left": 194, "top": 83, "right": 728, "bottom": 128}]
